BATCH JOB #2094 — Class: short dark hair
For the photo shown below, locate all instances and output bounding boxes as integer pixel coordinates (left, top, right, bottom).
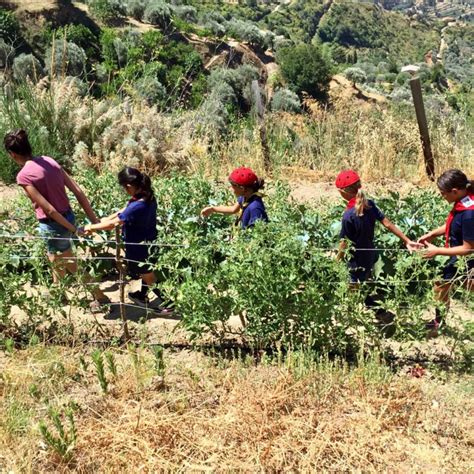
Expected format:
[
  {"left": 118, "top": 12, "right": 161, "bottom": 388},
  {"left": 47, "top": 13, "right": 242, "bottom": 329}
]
[{"left": 4, "top": 129, "right": 32, "bottom": 156}]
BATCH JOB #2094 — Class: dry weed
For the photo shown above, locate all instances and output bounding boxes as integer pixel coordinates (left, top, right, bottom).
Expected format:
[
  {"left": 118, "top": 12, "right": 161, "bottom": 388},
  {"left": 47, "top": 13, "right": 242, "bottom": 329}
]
[{"left": 0, "top": 347, "right": 472, "bottom": 473}]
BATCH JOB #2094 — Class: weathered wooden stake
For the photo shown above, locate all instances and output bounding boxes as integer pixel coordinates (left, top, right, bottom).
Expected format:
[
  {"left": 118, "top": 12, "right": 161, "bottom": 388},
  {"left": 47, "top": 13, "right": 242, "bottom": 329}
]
[
  {"left": 115, "top": 226, "right": 130, "bottom": 342},
  {"left": 251, "top": 80, "right": 271, "bottom": 172},
  {"left": 409, "top": 77, "right": 435, "bottom": 181}
]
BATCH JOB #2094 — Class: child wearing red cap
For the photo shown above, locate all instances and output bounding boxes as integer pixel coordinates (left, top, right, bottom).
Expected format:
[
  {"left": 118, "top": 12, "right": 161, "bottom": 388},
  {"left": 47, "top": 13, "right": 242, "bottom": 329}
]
[
  {"left": 201, "top": 167, "right": 268, "bottom": 229},
  {"left": 335, "top": 170, "right": 420, "bottom": 284},
  {"left": 418, "top": 169, "right": 474, "bottom": 333}
]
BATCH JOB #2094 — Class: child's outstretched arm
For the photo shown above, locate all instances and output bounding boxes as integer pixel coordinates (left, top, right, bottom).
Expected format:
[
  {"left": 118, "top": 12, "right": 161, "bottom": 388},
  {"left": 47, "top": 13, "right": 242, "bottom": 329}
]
[
  {"left": 83, "top": 216, "right": 122, "bottom": 234},
  {"left": 201, "top": 203, "right": 240, "bottom": 217},
  {"left": 380, "top": 217, "right": 423, "bottom": 251},
  {"left": 418, "top": 225, "right": 446, "bottom": 245},
  {"left": 423, "top": 239, "right": 474, "bottom": 259},
  {"left": 336, "top": 240, "right": 347, "bottom": 261}
]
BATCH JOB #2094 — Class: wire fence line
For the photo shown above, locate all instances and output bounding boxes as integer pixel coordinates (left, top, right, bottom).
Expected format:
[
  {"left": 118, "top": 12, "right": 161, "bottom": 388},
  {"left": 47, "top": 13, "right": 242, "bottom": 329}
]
[{"left": 2, "top": 232, "right": 471, "bottom": 253}]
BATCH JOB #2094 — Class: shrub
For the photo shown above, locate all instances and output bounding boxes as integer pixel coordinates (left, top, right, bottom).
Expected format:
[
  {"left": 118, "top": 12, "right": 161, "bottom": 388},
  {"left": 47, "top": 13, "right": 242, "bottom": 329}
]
[
  {"left": 172, "top": 5, "right": 197, "bottom": 23},
  {"left": 344, "top": 67, "right": 367, "bottom": 86},
  {"left": 45, "top": 41, "right": 87, "bottom": 78},
  {"left": 0, "top": 38, "right": 14, "bottom": 68},
  {"left": 226, "top": 19, "right": 266, "bottom": 49},
  {"left": 125, "top": 0, "right": 148, "bottom": 20},
  {"left": 13, "top": 54, "right": 44, "bottom": 82},
  {"left": 0, "top": 9, "right": 20, "bottom": 42},
  {"left": 143, "top": 1, "right": 172, "bottom": 28},
  {"left": 135, "top": 75, "right": 166, "bottom": 106},
  {"left": 277, "top": 44, "right": 331, "bottom": 101},
  {"left": 89, "top": 0, "right": 125, "bottom": 24},
  {"left": 271, "top": 88, "right": 301, "bottom": 113}
]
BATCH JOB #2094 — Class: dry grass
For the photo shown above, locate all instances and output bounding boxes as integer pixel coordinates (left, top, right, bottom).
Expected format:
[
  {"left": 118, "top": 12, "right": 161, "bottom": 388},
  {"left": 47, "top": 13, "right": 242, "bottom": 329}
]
[{"left": 0, "top": 346, "right": 472, "bottom": 472}]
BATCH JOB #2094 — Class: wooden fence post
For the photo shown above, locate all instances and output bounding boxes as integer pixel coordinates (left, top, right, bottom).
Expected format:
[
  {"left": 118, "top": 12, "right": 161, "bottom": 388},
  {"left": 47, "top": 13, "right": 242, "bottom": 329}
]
[
  {"left": 115, "top": 226, "right": 130, "bottom": 342},
  {"left": 409, "top": 77, "right": 435, "bottom": 181}
]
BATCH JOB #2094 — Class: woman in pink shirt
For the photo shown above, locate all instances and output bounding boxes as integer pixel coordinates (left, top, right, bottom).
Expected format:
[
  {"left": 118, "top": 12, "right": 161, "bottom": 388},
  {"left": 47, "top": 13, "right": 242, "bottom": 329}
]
[{"left": 4, "top": 129, "right": 106, "bottom": 306}]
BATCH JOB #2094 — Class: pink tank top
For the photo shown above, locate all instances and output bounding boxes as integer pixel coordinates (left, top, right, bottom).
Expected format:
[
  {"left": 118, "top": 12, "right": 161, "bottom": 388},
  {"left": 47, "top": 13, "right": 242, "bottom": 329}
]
[{"left": 16, "top": 156, "right": 71, "bottom": 220}]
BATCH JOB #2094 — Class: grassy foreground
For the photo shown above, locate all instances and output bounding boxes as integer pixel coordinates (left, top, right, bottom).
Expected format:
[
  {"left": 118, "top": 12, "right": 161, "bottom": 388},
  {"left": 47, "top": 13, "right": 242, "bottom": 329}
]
[{"left": 0, "top": 345, "right": 472, "bottom": 472}]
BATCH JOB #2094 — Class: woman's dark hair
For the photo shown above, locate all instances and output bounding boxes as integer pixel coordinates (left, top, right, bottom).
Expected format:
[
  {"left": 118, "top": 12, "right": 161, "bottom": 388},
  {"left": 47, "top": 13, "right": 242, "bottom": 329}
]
[
  {"left": 4, "top": 129, "right": 32, "bottom": 156},
  {"left": 118, "top": 167, "right": 155, "bottom": 202},
  {"left": 437, "top": 169, "right": 473, "bottom": 192},
  {"left": 251, "top": 178, "right": 265, "bottom": 192}
]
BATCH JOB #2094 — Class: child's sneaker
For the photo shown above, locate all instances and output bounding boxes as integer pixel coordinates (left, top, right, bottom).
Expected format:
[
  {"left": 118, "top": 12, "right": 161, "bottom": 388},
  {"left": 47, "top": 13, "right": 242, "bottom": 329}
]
[
  {"left": 425, "top": 317, "right": 441, "bottom": 338},
  {"left": 128, "top": 290, "right": 150, "bottom": 308}
]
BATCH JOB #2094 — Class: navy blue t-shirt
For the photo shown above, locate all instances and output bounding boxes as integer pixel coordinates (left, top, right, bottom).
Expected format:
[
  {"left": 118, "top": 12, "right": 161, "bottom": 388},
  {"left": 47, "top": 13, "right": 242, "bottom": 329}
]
[
  {"left": 118, "top": 197, "right": 158, "bottom": 259},
  {"left": 237, "top": 195, "right": 268, "bottom": 229},
  {"left": 340, "top": 200, "right": 385, "bottom": 272},
  {"left": 445, "top": 208, "right": 474, "bottom": 271}
]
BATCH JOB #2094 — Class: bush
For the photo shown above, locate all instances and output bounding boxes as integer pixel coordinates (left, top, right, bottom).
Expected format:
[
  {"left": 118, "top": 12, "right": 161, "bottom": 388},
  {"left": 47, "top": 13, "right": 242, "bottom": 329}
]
[
  {"left": 0, "top": 9, "right": 20, "bottom": 42},
  {"left": 135, "top": 75, "right": 166, "bottom": 106},
  {"left": 0, "top": 38, "right": 14, "bottom": 68},
  {"left": 89, "top": 0, "right": 125, "bottom": 24},
  {"left": 344, "top": 67, "right": 367, "bottom": 86},
  {"left": 45, "top": 41, "right": 87, "bottom": 78},
  {"left": 125, "top": 0, "right": 148, "bottom": 20},
  {"left": 271, "top": 88, "right": 301, "bottom": 113},
  {"left": 226, "top": 19, "right": 266, "bottom": 49},
  {"left": 13, "top": 54, "right": 44, "bottom": 82},
  {"left": 277, "top": 44, "right": 331, "bottom": 101},
  {"left": 143, "top": 1, "right": 172, "bottom": 28},
  {"left": 172, "top": 5, "right": 197, "bottom": 23}
]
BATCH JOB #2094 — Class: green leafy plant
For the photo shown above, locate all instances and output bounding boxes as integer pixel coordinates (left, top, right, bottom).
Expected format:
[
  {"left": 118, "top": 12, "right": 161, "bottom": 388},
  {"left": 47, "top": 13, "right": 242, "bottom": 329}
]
[
  {"left": 39, "top": 407, "right": 77, "bottom": 460},
  {"left": 150, "top": 345, "right": 165, "bottom": 377},
  {"left": 91, "top": 349, "right": 108, "bottom": 393}
]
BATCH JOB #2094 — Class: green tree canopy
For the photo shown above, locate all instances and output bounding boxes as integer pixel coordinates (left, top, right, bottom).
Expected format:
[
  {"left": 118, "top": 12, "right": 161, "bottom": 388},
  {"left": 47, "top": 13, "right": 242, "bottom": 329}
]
[{"left": 277, "top": 43, "right": 331, "bottom": 101}]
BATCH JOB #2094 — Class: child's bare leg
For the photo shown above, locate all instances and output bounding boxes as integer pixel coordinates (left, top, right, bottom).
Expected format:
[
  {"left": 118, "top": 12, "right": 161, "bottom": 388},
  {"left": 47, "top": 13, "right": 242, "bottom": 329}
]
[{"left": 48, "top": 249, "right": 77, "bottom": 283}]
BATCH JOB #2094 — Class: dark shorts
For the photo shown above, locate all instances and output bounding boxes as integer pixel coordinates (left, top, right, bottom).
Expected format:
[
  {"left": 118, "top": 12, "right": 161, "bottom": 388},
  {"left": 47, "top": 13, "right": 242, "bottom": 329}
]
[
  {"left": 38, "top": 210, "right": 75, "bottom": 254},
  {"left": 348, "top": 251, "right": 378, "bottom": 283},
  {"left": 125, "top": 242, "right": 157, "bottom": 278},
  {"left": 441, "top": 257, "right": 474, "bottom": 282}
]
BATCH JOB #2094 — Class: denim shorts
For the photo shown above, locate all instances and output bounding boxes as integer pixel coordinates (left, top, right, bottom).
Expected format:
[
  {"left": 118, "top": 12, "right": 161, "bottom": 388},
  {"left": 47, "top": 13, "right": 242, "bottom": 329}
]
[{"left": 38, "top": 210, "right": 75, "bottom": 254}]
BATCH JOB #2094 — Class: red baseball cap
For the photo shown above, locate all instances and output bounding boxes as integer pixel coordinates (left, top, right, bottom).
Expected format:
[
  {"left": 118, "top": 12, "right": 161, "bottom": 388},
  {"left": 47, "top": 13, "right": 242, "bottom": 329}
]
[
  {"left": 335, "top": 170, "right": 361, "bottom": 189},
  {"left": 229, "top": 167, "right": 258, "bottom": 187}
]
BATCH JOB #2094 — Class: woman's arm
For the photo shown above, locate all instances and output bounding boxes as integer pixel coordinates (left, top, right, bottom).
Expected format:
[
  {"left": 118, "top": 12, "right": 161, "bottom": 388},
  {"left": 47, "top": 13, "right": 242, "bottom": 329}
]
[
  {"left": 381, "top": 217, "right": 423, "bottom": 251},
  {"left": 423, "top": 239, "right": 474, "bottom": 259},
  {"left": 201, "top": 203, "right": 240, "bottom": 217},
  {"left": 63, "top": 171, "right": 99, "bottom": 224},
  {"left": 22, "top": 184, "right": 77, "bottom": 233},
  {"left": 418, "top": 225, "right": 446, "bottom": 244}
]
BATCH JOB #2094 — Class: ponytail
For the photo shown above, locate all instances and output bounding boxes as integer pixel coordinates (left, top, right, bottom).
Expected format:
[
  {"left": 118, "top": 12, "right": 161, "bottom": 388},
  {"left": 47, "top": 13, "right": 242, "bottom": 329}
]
[
  {"left": 342, "top": 180, "right": 369, "bottom": 216},
  {"left": 4, "top": 129, "right": 32, "bottom": 156},
  {"left": 355, "top": 187, "right": 369, "bottom": 217},
  {"left": 118, "top": 167, "right": 155, "bottom": 202},
  {"left": 252, "top": 178, "right": 265, "bottom": 192}
]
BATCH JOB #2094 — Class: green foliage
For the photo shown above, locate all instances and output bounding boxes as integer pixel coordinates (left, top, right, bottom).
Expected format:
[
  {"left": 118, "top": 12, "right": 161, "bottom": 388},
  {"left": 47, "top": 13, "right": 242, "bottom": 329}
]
[
  {"left": 150, "top": 345, "right": 165, "bottom": 377},
  {"left": 277, "top": 43, "right": 331, "bottom": 100},
  {"left": 89, "top": 0, "right": 125, "bottom": 25},
  {"left": 39, "top": 407, "right": 77, "bottom": 460},
  {"left": 91, "top": 349, "right": 108, "bottom": 393},
  {"left": 143, "top": 1, "right": 172, "bottom": 29},
  {"left": 344, "top": 67, "right": 367, "bottom": 86},
  {"left": 0, "top": 9, "right": 20, "bottom": 42},
  {"left": 135, "top": 75, "right": 166, "bottom": 105},
  {"left": 42, "top": 24, "right": 100, "bottom": 61},
  {"left": 105, "top": 351, "right": 118, "bottom": 378},
  {"left": 0, "top": 83, "right": 79, "bottom": 183},
  {"left": 125, "top": 0, "right": 148, "bottom": 21},
  {"left": 0, "top": 38, "right": 13, "bottom": 68},
  {"left": 271, "top": 88, "right": 301, "bottom": 113},
  {"left": 12, "top": 54, "right": 44, "bottom": 82},
  {"left": 45, "top": 41, "right": 87, "bottom": 78}
]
